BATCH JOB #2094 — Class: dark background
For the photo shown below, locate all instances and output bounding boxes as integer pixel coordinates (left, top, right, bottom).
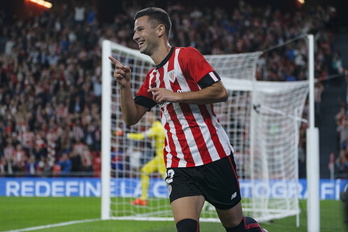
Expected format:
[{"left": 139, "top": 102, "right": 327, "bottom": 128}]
[{"left": 0, "top": 0, "right": 347, "bottom": 32}]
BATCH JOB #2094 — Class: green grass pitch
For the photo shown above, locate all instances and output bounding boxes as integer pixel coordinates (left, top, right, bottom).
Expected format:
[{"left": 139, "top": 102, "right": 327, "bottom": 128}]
[{"left": 0, "top": 197, "right": 346, "bottom": 232}]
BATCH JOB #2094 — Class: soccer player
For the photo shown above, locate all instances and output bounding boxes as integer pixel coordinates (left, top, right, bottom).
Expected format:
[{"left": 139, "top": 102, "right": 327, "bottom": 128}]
[
  {"left": 109, "top": 7, "right": 267, "bottom": 232},
  {"left": 127, "top": 111, "right": 166, "bottom": 206}
]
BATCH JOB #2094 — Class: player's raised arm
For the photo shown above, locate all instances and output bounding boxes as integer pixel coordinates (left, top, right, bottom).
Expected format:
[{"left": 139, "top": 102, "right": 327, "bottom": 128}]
[{"left": 108, "top": 56, "right": 148, "bottom": 126}]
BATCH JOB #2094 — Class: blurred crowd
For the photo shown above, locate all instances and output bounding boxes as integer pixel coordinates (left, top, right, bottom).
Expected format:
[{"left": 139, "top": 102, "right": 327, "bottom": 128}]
[
  {"left": 0, "top": 0, "right": 344, "bottom": 177},
  {"left": 335, "top": 91, "right": 348, "bottom": 178}
]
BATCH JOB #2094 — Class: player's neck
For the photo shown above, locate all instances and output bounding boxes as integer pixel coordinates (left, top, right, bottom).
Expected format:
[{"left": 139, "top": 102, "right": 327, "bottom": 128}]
[{"left": 151, "top": 43, "right": 172, "bottom": 66}]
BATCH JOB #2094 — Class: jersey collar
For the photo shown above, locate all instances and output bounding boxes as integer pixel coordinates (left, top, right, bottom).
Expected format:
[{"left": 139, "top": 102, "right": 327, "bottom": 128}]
[{"left": 155, "top": 47, "right": 175, "bottom": 69}]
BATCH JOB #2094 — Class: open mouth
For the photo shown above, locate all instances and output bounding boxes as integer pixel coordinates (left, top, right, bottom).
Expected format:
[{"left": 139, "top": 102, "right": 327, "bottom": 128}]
[{"left": 138, "top": 41, "right": 145, "bottom": 48}]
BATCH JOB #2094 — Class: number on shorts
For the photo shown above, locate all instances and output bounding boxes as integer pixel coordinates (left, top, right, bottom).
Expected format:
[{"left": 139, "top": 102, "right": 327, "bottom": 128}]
[{"left": 165, "top": 169, "right": 175, "bottom": 184}]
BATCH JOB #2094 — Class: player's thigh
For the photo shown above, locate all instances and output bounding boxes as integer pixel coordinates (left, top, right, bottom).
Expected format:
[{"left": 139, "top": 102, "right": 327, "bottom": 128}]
[
  {"left": 171, "top": 195, "right": 205, "bottom": 223},
  {"left": 201, "top": 156, "right": 241, "bottom": 209},
  {"left": 215, "top": 201, "right": 244, "bottom": 227}
]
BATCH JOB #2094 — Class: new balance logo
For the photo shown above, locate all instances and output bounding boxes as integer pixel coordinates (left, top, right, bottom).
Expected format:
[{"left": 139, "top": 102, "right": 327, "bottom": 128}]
[{"left": 231, "top": 192, "right": 237, "bottom": 200}]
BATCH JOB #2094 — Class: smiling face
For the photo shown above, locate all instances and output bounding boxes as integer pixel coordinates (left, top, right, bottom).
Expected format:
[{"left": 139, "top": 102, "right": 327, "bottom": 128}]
[{"left": 133, "top": 16, "right": 161, "bottom": 56}]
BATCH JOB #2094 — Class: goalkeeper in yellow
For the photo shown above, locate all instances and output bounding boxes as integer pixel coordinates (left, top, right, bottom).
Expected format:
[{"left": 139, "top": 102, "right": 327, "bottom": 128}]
[{"left": 127, "top": 111, "right": 166, "bottom": 206}]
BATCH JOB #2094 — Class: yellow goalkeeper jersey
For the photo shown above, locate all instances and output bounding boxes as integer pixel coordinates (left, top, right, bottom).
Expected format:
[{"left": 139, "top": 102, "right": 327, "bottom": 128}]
[{"left": 127, "top": 120, "right": 165, "bottom": 158}]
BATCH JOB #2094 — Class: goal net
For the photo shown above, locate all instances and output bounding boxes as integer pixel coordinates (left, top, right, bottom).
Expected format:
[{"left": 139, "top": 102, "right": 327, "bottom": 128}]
[{"left": 101, "top": 40, "right": 309, "bottom": 222}]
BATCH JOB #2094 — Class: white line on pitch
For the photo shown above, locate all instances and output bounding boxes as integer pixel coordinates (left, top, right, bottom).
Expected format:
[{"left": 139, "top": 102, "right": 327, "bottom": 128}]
[{"left": 2, "top": 219, "right": 102, "bottom": 232}]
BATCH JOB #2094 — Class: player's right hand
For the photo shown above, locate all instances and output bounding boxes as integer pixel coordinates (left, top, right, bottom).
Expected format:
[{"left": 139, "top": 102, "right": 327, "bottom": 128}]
[{"left": 108, "top": 56, "right": 131, "bottom": 88}]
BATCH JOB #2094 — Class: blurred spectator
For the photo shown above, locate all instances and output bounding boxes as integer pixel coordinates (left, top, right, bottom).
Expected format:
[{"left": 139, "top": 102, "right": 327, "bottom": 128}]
[
  {"left": 111, "top": 147, "right": 125, "bottom": 177},
  {"left": 3, "top": 138, "right": 15, "bottom": 175},
  {"left": 84, "top": 122, "right": 97, "bottom": 151},
  {"left": 57, "top": 153, "right": 72, "bottom": 176},
  {"left": 26, "top": 155, "right": 38, "bottom": 177},
  {"left": 70, "top": 139, "right": 85, "bottom": 172},
  {"left": 80, "top": 146, "right": 93, "bottom": 172},
  {"left": 12, "top": 143, "right": 27, "bottom": 174},
  {"left": 0, "top": 155, "right": 14, "bottom": 176},
  {"left": 69, "top": 149, "right": 82, "bottom": 173},
  {"left": 37, "top": 156, "right": 52, "bottom": 177},
  {"left": 92, "top": 152, "right": 101, "bottom": 177},
  {"left": 314, "top": 81, "right": 325, "bottom": 125},
  {"left": 331, "top": 51, "right": 344, "bottom": 76},
  {"left": 336, "top": 116, "right": 348, "bottom": 173},
  {"left": 31, "top": 134, "right": 47, "bottom": 161},
  {"left": 335, "top": 102, "right": 348, "bottom": 126},
  {"left": 4, "top": 35, "right": 15, "bottom": 56},
  {"left": 71, "top": 118, "right": 84, "bottom": 142},
  {"left": 0, "top": 156, "right": 7, "bottom": 176},
  {"left": 46, "top": 124, "right": 58, "bottom": 164},
  {"left": 73, "top": 1, "right": 85, "bottom": 24}
]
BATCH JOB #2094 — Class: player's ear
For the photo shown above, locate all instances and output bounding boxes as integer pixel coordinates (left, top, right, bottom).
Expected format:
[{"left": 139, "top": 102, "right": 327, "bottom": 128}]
[{"left": 157, "top": 24, "right": 166, "bottom": 37}]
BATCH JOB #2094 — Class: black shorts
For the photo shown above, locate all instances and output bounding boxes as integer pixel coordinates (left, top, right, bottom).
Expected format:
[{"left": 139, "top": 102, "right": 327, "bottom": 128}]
[{"left": 165, "top": 155, "right": 241, "bottom": 210}]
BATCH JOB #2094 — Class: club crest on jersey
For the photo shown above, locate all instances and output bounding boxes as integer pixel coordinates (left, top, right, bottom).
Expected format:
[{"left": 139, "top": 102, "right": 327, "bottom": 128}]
[{"left": 167, "top": 70, "right": 176, "bottom": 82}]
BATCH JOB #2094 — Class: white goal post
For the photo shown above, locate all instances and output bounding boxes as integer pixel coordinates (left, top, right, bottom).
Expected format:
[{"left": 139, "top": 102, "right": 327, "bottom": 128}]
[{"left": 101, "top": 39, "right": 312, "bottom": 223}]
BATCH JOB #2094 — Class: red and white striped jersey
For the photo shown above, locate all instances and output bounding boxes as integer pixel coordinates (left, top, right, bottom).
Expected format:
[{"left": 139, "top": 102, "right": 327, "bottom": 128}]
[{"left": 135, "top": 47, "right": 233, "bottom": 168}]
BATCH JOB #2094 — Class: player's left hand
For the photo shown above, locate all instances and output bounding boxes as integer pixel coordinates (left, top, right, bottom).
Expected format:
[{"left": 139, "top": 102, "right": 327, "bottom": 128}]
[{"left": 148, "top": 88, "right": 179, "bottom": 104}]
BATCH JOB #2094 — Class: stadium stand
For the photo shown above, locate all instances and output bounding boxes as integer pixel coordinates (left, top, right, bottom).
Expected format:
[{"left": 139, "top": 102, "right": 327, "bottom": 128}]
[{"left": 0, "top": 0, "right": 346, "bottom": 178}]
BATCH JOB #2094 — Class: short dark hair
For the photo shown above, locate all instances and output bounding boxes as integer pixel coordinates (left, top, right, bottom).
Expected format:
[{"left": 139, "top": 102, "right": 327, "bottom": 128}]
[{"left": 134, "top": 7, "right": 172, "bottom": 37}]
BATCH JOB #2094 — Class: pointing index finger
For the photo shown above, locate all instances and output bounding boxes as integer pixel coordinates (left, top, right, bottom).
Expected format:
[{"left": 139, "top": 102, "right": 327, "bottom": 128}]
[{"left": 108, "top": 56, "right": 124, "bottom": 69}]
